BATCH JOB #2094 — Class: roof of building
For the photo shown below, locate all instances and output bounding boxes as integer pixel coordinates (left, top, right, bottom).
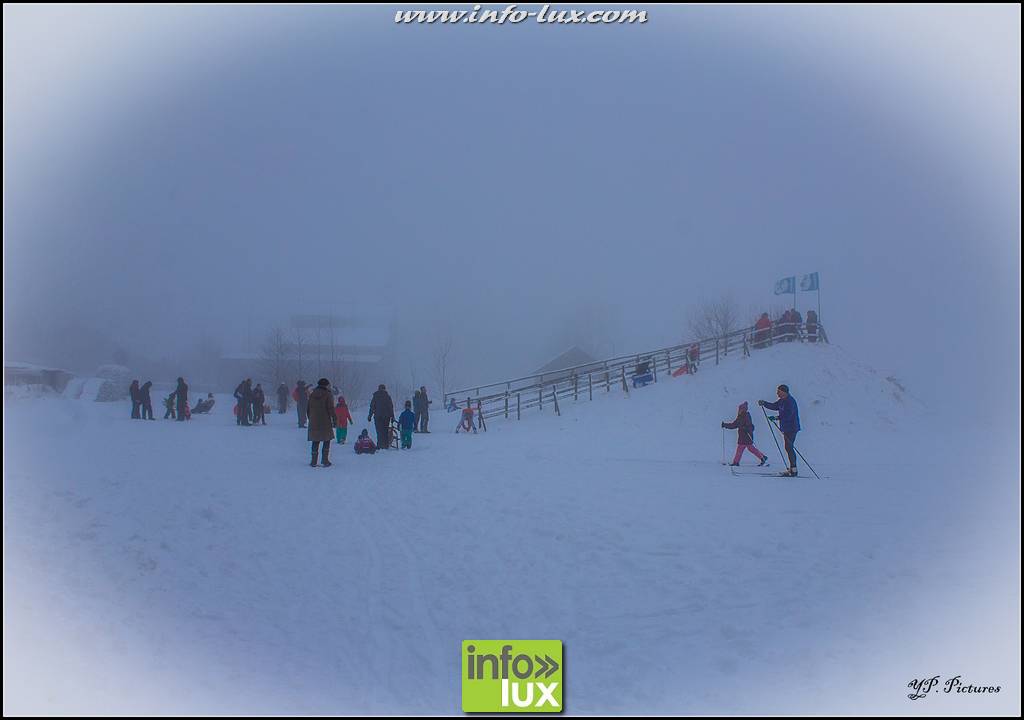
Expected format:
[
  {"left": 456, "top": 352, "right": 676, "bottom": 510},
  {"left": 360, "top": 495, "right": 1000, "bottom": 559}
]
[{"left": 534, "top": 346, "right": 600, "bottom": 375}]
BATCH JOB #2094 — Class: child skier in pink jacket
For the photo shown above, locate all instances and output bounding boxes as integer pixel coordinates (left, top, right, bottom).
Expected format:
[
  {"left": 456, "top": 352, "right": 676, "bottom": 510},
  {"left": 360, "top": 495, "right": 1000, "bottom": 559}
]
[{"left": 722, "top": 401, "right": 768, "bottom": 466}]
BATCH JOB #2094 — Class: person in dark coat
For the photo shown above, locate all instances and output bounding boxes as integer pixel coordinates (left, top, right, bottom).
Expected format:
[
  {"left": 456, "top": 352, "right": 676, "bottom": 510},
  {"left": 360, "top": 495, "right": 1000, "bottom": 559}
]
[
  {"left": 722, "top": 401, "right": 768, "bottom": 466},
  {"left": 295, "top": 380, "right": 309, "bottom": 428},
  {"left": 368, "top": 384, "right": 395, "bottom": 450},
  {"left": 805, "top": 310, "right": 819, "bottom": 343},
  {"left": 169, "top": 377, "right": 189, "bottom": 422},
  {"left": 413, "top": 386, "right": 432, "bottom": 433},
  {"left": 234, "top": 379, "right": 252, "bottom": 426},
  {"left": 791, "top": 309, "right": 803, "bottom": 341},
  {"left": 129, "top": 380, "right": 141, "bottom": 419},
  {"left": 277, "top": 383, "right": 289, "bottom": 413},
  {"left": 306, "top": 378, "right": 336, "bottom": 467},
  {"left": 139, "top": 381, "right": 154, "bottom": 420},
  {"left": 759, "top": 384, "right": 801, "bottom": 476},
  {"left": 253, "top": 383, "right": 266, "bottom": 425}
]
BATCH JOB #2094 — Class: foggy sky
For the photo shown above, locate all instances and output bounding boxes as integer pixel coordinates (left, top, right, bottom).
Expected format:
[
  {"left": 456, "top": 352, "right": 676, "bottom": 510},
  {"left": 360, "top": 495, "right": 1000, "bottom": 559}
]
[{"left": 4, "top": 5, "right": 1020, "bottom": 415}]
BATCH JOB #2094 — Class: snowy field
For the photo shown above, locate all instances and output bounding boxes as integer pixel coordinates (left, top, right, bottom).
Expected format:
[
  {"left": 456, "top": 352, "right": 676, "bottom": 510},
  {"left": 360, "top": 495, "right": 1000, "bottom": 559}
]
[{"left": 4, "top": 343, "right": 1019, "bottom": 714}]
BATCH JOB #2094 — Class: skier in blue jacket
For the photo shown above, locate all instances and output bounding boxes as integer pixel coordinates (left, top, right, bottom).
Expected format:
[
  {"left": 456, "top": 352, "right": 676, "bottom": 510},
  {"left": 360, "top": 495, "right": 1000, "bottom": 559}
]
[{"left": 759, "top": 384, "right": 801, "bottom": 476}]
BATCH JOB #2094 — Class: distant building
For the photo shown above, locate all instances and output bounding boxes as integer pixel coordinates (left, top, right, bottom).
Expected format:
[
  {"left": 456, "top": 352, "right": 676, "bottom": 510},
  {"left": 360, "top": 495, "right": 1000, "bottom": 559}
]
[
  {"left": 533, "top": 346, "right": 603, "bottom": 384},
  {"left": 215, "top": 313, "right": 394, "bottom": 397}
]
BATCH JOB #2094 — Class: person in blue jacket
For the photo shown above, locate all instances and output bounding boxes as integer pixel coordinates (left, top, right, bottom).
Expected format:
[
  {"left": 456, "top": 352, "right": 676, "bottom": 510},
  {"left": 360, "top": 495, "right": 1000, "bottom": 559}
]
[
  {"left": 398, "top": 400, "right": 417, "bottom": 449},
  {"left": 759, "top": 384, "right": 801, "bottom": 476}
]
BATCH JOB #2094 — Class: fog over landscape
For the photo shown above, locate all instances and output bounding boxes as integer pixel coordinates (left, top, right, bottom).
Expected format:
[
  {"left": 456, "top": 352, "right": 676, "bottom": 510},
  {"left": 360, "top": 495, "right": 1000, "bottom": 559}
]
[
  {"left": 3, "top": 5, "right": 1020, "bottom": 716},
  {"left": 5, "top": 5, "right": 1018, "bottom": 417}
]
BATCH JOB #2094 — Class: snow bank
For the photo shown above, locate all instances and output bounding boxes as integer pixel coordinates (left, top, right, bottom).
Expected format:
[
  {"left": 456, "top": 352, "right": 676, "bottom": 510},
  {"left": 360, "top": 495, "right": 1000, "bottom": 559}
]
[{"left": 3, "top": 343, "right": 1018, "bottom": 714}]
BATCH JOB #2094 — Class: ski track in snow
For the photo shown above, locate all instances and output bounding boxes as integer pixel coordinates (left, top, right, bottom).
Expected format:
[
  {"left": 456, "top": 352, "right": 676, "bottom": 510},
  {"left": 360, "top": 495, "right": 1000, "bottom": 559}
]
[{"left": 3, "top": 344, "right": 1019, "bottom": 714}]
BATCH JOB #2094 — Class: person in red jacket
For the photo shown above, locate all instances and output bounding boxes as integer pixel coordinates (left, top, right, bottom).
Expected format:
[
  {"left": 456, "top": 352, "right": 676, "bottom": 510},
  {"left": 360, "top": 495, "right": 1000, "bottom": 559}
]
[
  {"left": 354, "top": 429, "right": 376, "bottom": 454},
  {"left": 721, "top": 401, "right": 768, "bottom": 466},
  {"left": 753, "top": 312, "right": 772, "bottom": 349},
  {"left": 456, "top": 398, "right": 478, "bottom": 434},
  {"left": 334, "top": 396, "right": 354, "bottom": 444}
]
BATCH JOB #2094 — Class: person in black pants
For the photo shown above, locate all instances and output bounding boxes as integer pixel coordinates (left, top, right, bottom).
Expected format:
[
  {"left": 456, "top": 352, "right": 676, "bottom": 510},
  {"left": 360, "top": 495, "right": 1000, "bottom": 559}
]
[
  {"left": 234, "top": 379, "right": 252, "bottom": 426},
  {"left": 277, "top": 383, "right": 289, "bottom": 414},
  {"left": 129, "top": 380, "right": 141, "bottom": 419},
  {"left": 759, "top": 384, "right": 801, "bottom": 476},
  {"left": 368, "top": 384, "right": 395, "bottom": 450},
  {"left": 295, "top": 380, "right": 309, "bottom": 427},
  {"left": 139, "top": 381, "right": 155, "bottom": 420},
  {"left": 253, "top": 383, "right": 266, "bottom": 425},
  {"left": 171, "top": 377, "right": 189, "bottom": 421}
]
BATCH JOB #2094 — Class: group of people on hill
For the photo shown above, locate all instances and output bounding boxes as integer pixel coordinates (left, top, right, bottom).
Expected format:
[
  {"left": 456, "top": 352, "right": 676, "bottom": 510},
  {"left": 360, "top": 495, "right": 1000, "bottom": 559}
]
[
  {"left": 721, "top": 383, "right": 802, "bottom": 477},
  {"left": 752, "top": 309, "right": 820, "bottom": 349}
]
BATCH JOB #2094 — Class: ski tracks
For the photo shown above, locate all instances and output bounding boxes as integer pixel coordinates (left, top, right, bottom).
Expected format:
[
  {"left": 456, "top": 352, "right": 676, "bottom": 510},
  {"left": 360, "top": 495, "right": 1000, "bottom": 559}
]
[{"left": 341, "top": 471, "right": 447, "bottom": 711}]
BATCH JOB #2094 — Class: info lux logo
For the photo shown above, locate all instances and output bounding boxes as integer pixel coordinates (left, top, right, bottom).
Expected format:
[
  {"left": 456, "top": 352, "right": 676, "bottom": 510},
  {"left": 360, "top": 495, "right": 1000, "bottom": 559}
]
[{"left": 462, "top": 640, "right": 563, "bottom": 712}]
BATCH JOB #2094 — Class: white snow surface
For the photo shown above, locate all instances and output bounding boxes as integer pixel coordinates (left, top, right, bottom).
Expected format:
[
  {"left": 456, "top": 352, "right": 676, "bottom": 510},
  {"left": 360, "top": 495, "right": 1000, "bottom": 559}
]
[{"left": 3, "top": 343, "right": 1019, "bottom": 714}]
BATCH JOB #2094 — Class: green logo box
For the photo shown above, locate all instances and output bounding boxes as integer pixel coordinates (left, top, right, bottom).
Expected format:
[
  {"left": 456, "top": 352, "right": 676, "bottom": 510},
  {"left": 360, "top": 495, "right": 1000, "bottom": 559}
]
[{"left": 462, "top": 640, "right": 563, "bottom": 713}]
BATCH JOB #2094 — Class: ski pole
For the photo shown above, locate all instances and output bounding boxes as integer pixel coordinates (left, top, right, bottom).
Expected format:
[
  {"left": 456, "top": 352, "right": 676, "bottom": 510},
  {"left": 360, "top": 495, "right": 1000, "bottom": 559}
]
[
  {"left": 767, "top": 414, "right": 821, "bottom": 480},
  {"left": 721, "top": 426, "right": 726, "bottom": 465},
  {"left": 761, "top": 404, "right": 785, "bottom": 468}
]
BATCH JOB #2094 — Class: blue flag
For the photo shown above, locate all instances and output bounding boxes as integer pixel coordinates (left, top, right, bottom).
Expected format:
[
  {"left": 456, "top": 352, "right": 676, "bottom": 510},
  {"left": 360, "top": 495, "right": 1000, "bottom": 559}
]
[
  {"left": 799, "top": 272, "right": 819, "bottom": 292},
  {"left": 774, "top": 276, "right": 796, "bottom": 295}
]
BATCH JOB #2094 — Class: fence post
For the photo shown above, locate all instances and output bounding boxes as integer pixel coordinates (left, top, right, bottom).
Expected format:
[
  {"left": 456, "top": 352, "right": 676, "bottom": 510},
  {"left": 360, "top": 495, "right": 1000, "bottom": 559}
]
[
  {"left": 517, "top": 393, "right": 521, "bottom": 420},
  {"left": 652, "top": 356, "right": 658, "bottom": 383},
  {"left": 573, "top": 373, "right": 578, "bottom": 401},
  {"left": 667, "top": 349, "right": 672, "bottom": 374},
  {"left": 605, "top": 362, "right": 610, "bottom": 392},
  {"left": 538, "top": 387, "right": 543, "bottom": 411},
  {"left": 715, "top": 339, "right": 720, "bottom": 365},
  {"left": 504, "top": 389, "right": 509, "bottom": 419},
  {"left": 588, "top": 372, "right": 593, "bottom": 401}
]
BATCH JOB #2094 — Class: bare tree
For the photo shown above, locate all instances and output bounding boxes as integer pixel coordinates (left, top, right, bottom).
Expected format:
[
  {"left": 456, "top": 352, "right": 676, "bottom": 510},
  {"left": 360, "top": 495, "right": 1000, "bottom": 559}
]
[
  {"left": 338, "top": 361, "right": 372, "bottom": 412},
  {"left": 432, "top": 333, "right": 455, "bottom": 401},
  {"left": 687, "top": 295, "right": 740, "bottom": 341},
  {"left": 260, "top": 328, "right": 292, "bottom": 387},
  {"left": 292, "top": 328, "right": 308, "bottom": 381}
]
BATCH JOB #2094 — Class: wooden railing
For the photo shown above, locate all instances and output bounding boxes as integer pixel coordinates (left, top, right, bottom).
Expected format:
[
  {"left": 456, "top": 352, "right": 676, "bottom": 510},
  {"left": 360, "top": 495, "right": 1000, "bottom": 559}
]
[{"left": 443, "top": 321, "right": 827, "bottom": 425}]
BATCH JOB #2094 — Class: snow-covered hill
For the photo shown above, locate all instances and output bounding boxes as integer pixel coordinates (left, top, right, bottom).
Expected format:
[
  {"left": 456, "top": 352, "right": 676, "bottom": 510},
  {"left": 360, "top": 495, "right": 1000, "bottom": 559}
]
[{"left": 3, "top": 343, "right": 1018, "bottom": 714}]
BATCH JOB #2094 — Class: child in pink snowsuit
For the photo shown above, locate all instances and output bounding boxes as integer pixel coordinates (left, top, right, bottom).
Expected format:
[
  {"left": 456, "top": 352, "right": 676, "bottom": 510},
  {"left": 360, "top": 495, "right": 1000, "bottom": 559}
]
[{"left": 722, "top": 401, "right": 768, "bottom": 466}]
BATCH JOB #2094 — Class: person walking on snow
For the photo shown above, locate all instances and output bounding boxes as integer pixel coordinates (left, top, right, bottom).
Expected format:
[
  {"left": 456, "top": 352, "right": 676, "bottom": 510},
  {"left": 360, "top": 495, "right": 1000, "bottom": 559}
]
[
  {"left": 170, "top": 377, "right": 189, "bottom": 422},
  {"left": 277, "top": 382, "right": 289, "bottom": 414},
  {"left": 334, "top": 395, "right": 354, "bottom": 444},
  {"left": 306, "top": 378, "right": 336, "bottom": 467},
  {"left": 234, "top": 379, "right": 251, "bottom": 426},
  {"left": 413, "top": 386, "right": 431, "bottom": 433},
  {"left": 368, "top": 384, "right": 395, "bottom": 450},
  {"left": 722, "top": 401, "right": 768, "bottom": 467},
  {"left": 140, "top": 381, "right": 155, "bottom": 420},
  {"left": 398, "top": 400, "right": 416, "bottom": 449},
  {"left": 759, "top": 384, "right": 801, "bottom": 476},
  {"left": 253, "top": 383, "right": 266, "bottom": 425},
  {"left": 294, "top": 380, "right": 309, "bottom": 428},
  {"left": 129, "top": 380, "right": 142, "bottom": 419}
]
